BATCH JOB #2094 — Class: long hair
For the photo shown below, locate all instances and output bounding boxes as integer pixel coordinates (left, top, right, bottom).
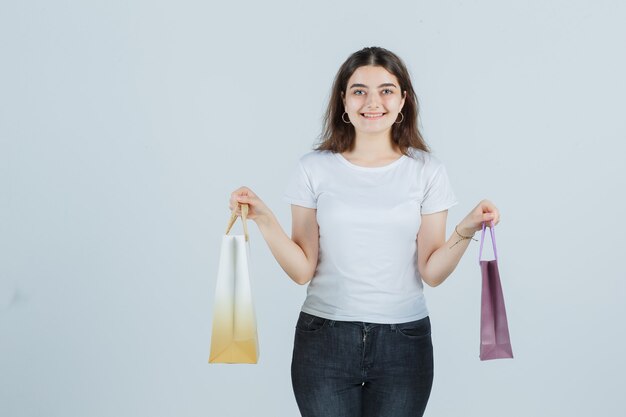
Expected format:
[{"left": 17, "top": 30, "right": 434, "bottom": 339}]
[{"left": 314, "top": 46, "right": 430, "bottom": 156}]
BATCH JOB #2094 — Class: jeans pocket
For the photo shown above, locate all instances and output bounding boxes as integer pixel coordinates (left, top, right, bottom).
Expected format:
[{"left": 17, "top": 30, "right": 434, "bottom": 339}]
[
  {"left": 396, "top": 316, "right": 431, "bottom": 338},
  {"left": 295, "top": 312, "right": 328, "bottom": 333}
]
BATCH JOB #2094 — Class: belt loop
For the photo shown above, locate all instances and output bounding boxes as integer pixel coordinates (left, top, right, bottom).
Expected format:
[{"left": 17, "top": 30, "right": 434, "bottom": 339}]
[
  {"left": 390, "top": 323, "right": 397, "bottom": 331},
  {"left": 328, "top": 320, "right": 335, "bottom": 327}
]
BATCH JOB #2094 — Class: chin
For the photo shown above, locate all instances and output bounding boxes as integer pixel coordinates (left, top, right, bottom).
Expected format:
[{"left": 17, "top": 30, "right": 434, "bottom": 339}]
[{"left": 356, "top": 124, "right": 392, "bottom": 133}]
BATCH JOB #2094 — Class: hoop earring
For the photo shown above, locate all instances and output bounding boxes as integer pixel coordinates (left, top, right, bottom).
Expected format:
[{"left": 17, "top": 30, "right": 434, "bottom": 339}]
[
  {"left": 394, "top": 112, "right": 404, "bottom": 124},
  {"left": 342, "top": 112, "right": 351, "bottom": 124}
]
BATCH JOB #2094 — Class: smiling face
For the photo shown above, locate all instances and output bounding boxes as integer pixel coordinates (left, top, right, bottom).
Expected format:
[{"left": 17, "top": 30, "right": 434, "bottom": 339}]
[{"left": 341, "top": 65, "right": 406, "bottom": 137}]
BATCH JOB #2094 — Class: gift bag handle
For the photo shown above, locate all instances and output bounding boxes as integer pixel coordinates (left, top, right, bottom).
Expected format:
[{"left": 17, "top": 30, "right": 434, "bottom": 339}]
[
  {"left": 478, "top": 220, "right": 497, "bottom": 264},
  {"left": 225, "top": 203, "right": 249, "bottom": 242}
]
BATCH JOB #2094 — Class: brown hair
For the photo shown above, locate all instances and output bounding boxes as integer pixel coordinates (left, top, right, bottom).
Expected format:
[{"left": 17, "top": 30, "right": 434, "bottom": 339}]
[{"left": 313, "top": 46, "right": 431, "bottom": 156}]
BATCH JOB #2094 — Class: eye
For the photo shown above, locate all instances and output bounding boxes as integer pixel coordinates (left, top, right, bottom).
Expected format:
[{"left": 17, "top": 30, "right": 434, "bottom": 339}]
[
  {"left": 353, "top": 89, "right": 365, "bottom": 95},
  {"left": 382, "top": 89, "right": 393, "bottom": 94}
]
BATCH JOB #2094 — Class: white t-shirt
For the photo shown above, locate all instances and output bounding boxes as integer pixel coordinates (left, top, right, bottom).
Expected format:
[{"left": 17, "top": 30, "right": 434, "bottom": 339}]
[{"left": 282, "top": 147, "right": 458, "bottom": 323}]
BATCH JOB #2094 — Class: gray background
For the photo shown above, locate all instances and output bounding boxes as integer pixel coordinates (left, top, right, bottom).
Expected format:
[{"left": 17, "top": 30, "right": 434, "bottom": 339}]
[{"left": 1, "top": 1, "right": 624, "bottom": 416}]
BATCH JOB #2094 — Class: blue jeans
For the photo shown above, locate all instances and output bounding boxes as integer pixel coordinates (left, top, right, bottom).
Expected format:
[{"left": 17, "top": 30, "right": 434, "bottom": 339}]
[{"left": 291, "top": 311, "right": 434, "bottom": 417}]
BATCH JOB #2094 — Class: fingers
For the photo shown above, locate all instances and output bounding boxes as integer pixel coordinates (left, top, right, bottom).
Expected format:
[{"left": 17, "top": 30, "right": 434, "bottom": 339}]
[
  {"left": 481, "top": 210, "right": 500, "bottom": 227},
  {"left": 482, "top": 212, "right": 496, "bottom": 221},
  {"left": 230, "top": 187, "right": 247, "bottom": 206},
  {"left": 478, "top": 199, "right": 501, "bottom": 227},
  {"left": 229, "top": 186, "right": 255, "bottom": 212},
  {"left": 232, "top": 186, "right": 255, "bottom": 198}
]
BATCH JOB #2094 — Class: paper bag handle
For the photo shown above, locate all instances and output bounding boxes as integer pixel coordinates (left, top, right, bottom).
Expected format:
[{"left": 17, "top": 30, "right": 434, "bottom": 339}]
[
  {"left": 478, "top": 220, "right": 497, "bottom": 263},
  {"left": 225, "top": 203, "right": 249, "bottom": 242}
]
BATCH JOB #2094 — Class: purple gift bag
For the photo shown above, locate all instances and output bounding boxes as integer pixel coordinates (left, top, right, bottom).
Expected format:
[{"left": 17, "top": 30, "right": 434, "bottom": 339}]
[{"left": 479, "top": 221, "right": 514, "bottom": 361}]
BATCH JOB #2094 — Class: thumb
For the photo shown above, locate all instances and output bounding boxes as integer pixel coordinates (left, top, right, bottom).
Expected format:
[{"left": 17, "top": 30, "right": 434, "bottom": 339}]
[
  {"left": 482, "top": 212, "right": 495, "bottom": 221},
  {"left": 236, "top": 195, "right": 252, "bottom": 203}
]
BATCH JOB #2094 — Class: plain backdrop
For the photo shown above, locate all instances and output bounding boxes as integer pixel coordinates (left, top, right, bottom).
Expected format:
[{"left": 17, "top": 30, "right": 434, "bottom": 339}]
[{"left": 1, "top": 1, "right": 625, "bottom": 416}]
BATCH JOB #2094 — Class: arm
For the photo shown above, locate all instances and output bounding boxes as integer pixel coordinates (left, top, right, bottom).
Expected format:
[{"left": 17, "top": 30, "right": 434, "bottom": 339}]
[
  {"left": 256, "top": 205, "right": 319, "bottom": 286},
  {"left": 417, "top": 199, "right": 501, "bottom": 287},
  {"left": 417, "top": 210, "right": 471, "bottom": 287},
  {"left": 230, "top": 187, "right": 318, "bottom": 285}
]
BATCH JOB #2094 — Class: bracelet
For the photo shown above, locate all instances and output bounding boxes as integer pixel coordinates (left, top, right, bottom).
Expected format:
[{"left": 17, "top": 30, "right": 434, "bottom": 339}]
[
  {"left": 449, "top": 225, "right": 478, "bottom": 249},
  {"left": 455, "top": 225, "right": 476, "bottom": 239}
]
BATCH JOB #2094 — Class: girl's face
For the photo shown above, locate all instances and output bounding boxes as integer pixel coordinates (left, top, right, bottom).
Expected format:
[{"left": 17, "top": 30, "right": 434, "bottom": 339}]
[{"left": 341, "top": 65, "right": 406, "bottom": 137}]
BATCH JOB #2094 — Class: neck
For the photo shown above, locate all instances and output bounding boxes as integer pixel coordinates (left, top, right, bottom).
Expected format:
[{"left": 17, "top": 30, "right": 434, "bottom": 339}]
[{"left": 349, "top": 131, "right": 399, "bottom": 157}]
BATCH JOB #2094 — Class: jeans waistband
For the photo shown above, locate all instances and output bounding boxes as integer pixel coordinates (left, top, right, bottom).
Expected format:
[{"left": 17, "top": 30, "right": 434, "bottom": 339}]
[{"left": 300, "top": 311, "right": 428, "bottom": 331}]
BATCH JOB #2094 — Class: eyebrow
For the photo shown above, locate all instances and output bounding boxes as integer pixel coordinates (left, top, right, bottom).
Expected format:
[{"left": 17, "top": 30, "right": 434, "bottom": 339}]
[{"left": 349, "top": 83, "right": 398, "bottom": 89}]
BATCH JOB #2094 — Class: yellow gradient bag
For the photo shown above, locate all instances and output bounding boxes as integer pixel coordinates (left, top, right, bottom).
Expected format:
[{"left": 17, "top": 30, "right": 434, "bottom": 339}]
[{"left": 209, "top": 203, "right": 259, "bottom": 364}]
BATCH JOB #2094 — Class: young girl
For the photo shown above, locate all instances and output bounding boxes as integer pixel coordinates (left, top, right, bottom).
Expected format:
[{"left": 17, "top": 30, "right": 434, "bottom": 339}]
[{"left": 229, "top": 46, "right": 500, "bottom": 417}]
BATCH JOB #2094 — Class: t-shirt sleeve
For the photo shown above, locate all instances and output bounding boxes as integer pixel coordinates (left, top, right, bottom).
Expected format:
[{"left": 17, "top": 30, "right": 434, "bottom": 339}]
[
  {"left": 420, "top": 162, "right": 459, "bottom": 215},
  {"left": 282, "top": 160, "right": 317, "bottom": 209}
]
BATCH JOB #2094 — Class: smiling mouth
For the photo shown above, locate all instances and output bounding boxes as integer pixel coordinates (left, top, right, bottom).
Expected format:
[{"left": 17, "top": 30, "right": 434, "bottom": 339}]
[{"left": 361, "top": 112, "right": 386, "bottom": 118}]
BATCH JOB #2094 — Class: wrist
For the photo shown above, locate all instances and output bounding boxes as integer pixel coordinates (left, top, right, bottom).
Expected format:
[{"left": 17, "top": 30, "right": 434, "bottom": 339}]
[
  {"left": 254, "top": 212, "right": 276, "bottom": 229},
  {"left": 456, "top": 224, "right": 476, "bottom": 238}
]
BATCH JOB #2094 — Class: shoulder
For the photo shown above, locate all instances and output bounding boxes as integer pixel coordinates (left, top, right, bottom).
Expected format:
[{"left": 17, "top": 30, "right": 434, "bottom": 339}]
[{"left": 407, "top": 147, "right": 446, "bottom": 169}]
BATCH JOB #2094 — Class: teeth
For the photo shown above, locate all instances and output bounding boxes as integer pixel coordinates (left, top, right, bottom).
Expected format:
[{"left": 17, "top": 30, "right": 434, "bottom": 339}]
[{"left": 363, "top": 113, "right": 383, "bottom": 118}]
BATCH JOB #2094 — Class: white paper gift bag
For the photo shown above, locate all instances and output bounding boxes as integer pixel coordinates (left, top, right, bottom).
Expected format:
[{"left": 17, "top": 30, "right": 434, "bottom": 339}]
[{"left": 209, "top": 203, "right": 259, "bottom": 364}]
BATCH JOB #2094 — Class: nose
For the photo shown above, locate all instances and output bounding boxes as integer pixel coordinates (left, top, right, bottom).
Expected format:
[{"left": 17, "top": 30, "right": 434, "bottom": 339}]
[{"left": 366, "top": 92, "right": 381, "bottom": 109}]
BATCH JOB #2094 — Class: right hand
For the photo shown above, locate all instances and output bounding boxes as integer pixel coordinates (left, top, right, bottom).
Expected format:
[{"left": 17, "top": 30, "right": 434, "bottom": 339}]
[{"left": 229, "top": 186, "right": 272, "bottom": 223}]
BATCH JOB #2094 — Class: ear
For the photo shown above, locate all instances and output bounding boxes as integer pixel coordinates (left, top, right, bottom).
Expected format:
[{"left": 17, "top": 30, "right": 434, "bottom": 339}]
[
  {"left": 341, "top": 91, "right": 345, "bottom": 107},
  {"left": 400, "top": 90, "right": 406, "bottom": 111}
]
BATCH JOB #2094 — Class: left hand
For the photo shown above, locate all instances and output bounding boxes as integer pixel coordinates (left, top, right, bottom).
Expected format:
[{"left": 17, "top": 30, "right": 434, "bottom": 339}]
[{"left": 457, "top": 199, "right": 501, "bottom": 235}]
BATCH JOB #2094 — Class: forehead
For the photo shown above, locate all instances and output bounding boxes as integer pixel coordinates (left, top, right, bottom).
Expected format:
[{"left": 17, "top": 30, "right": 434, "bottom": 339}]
[{"left": 347, "top": 65, "right": 399, "bottom": 86}]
